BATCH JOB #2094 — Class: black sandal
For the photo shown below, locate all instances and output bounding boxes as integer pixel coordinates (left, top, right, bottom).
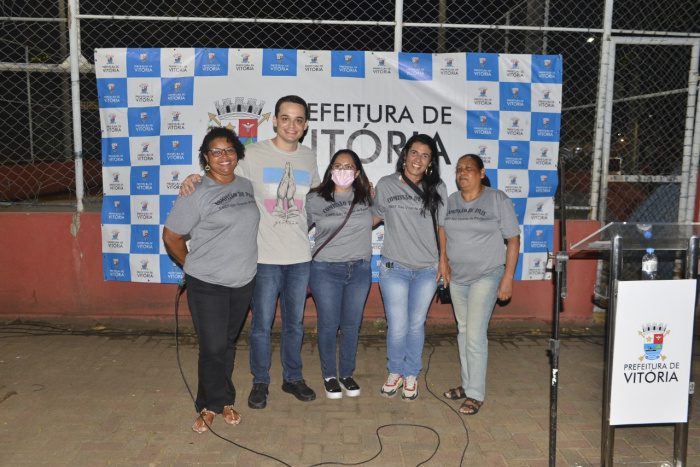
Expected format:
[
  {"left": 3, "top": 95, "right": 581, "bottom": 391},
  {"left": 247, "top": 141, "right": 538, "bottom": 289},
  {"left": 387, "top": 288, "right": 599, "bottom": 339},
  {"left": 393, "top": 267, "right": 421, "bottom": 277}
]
[
  {"left": 459, "top": 397, "right": 483, "bottom": 415},
  {"left": 443, "top": 386, "right": 467, "bottom": 400}
]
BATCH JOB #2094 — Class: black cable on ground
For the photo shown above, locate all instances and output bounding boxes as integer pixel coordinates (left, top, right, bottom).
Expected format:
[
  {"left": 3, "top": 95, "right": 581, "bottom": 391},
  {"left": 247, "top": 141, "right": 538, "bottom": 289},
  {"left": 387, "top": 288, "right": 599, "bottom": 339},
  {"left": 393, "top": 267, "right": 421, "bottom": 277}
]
[
  {"left": 308, "top": 423, "right": 439, "bottom": 467},
  {"left": 3, "top": 313, "right": 640, "bottom": 466},
  {"left": 174, "top": 283, "right": 442, "bottom": 467},
  {"left": 173, "top": 283, "right": 292, "bottom": 467},
  {"left": 422, "top": 342, "right": 470, "bottom": 467}
]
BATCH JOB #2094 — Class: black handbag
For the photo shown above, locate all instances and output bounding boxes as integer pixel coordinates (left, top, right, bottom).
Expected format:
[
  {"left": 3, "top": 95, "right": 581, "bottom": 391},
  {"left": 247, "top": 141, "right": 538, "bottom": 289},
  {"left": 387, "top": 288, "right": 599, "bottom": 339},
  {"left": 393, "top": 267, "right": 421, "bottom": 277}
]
[
  {"left": 436, "top": 282, "right": 452, "bottom": 304},
  {"left": 400, "top": 175, "right": 451, "bottom": 304}
]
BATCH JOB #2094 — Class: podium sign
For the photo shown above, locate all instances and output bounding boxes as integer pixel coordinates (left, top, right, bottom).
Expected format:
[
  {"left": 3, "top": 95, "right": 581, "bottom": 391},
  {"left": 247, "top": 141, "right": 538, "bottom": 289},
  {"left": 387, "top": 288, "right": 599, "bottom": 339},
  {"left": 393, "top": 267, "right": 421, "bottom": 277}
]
[{"left": 610, "top": 279, "right": 696, "bottom": 425}]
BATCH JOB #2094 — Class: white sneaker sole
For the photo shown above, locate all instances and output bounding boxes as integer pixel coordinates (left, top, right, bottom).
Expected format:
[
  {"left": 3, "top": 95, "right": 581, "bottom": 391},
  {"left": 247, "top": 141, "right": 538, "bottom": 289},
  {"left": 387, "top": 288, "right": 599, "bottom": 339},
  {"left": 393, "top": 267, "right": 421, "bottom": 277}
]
[
  {"left": 325, "top": 390, "right": 343, "bottom": 399},
  {"left": 340, "top": 384, "right": 361, "bottom": 397},
  {"left": 380, "top": 384, "right": 403, "bottom": 398}
]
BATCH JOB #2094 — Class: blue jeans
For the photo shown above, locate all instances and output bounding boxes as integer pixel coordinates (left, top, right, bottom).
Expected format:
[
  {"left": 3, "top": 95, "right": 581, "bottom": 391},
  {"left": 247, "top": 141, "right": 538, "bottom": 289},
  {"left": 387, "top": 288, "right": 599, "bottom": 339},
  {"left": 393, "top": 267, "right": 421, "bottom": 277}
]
[
  {"left": 249, "top": 262, "right": 310, "bottom": 384},
  {"left": 450, "top": 265, "right": 504, "bottom": 401},
  {"left": 378, "top": 257, "right": 437, "bottom": 377},
  {"left": 309, "top": 259, "right": 371, "bottom": 379}
]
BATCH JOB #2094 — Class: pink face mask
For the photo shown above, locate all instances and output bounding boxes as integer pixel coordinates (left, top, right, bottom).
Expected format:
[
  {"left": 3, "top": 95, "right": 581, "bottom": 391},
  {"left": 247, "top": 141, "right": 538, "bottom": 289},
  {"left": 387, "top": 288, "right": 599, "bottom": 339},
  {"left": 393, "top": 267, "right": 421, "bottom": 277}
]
[{"left": 331, "top": 169, "right": 355, "bottom": 188}]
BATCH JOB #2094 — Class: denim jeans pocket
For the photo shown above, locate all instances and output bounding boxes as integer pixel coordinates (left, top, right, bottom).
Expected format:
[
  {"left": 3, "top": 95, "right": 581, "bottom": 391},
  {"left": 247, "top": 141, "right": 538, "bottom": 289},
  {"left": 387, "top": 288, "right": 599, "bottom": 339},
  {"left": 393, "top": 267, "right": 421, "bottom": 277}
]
[{"left": 378, "top": 258, "right": 391, "bottom": 279}]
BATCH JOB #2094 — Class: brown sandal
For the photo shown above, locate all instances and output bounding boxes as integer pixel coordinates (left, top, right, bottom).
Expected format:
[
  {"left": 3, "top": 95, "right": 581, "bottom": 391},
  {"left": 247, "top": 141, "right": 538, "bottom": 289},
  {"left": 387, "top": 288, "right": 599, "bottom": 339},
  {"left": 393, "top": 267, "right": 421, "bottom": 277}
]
[
  {"left": 443, "top": 386, "right": 467, "bottom": 400},
  {"left": 222, "top": 405, "right": 241, "bottom": 425},
  {"left": 192, "top": 409, "right": 216, "bottom": 433},
  {"left": 459, "top": 397, "right": 483, "bottom": 415}
]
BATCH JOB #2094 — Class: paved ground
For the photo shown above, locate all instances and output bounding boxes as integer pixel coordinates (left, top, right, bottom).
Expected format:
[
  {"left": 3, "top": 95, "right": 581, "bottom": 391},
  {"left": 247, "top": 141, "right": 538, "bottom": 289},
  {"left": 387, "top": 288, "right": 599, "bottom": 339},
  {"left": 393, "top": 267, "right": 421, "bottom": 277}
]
[{"left": 1, "top": 321, "right": 698, "bottom": 466}]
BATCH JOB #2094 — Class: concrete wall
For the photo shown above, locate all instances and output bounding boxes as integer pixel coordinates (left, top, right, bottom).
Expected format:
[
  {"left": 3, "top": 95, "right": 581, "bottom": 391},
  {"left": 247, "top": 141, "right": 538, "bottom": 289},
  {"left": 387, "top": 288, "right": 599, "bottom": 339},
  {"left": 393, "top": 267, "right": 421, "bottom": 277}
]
[{"left": 0, "top": 212, "right": 600, "bottom": 325}]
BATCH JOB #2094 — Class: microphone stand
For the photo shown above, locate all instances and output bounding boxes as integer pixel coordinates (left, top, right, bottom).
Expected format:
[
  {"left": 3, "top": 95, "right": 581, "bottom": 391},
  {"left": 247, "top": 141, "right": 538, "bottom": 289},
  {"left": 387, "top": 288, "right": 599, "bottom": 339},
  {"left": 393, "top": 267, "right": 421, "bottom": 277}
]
[{"left": 549, "top": 148, "right": 570, "bottom": 466}]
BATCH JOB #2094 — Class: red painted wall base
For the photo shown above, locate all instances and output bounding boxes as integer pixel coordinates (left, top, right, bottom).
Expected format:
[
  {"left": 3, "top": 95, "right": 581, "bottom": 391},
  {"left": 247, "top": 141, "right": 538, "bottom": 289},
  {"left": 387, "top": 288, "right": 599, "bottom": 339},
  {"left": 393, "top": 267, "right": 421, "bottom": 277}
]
[{"left": 0, "top": 212, "right": 600, "bottom": 325}]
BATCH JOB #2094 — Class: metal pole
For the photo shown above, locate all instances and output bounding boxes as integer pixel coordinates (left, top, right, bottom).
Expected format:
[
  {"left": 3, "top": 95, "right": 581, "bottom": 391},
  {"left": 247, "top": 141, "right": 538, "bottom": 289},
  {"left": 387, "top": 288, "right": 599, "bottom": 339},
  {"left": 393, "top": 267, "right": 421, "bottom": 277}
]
[
  {"left": 682, "top": 42, "right": 700, "bottom": 222},
  {"left": 25, "top": 46, "right": 35, "bottom": 164},
  {"left": 678, "top": 43, "right": 700, "bottom": 222},
  {"left": 674, "top": 235, "right": 698, "bottom": 465},
  {"left": 601, "top": 234, "right": 622, "bottom": 466},
  {"left": 549, "top": 144, "right": 571, "bottom": 466},
  {"left": 437, "top": 0, "right": 446, "bottom": 53},
  {"left": 542, "top": 0, "right": 551, "bottom": 54},
  {"left": 58, "top": 0, "right": 72, "bottom": 161},
  {"left": 549, "top": 251, "right": 567, "bottom": 466},
  {"left": 68, "top": 0, "right": 84, "bottom": 212},
  {"left": 504, "top": 12, "right": 510, "bottom": 54},
  {"left": 590, "top": 0, "right": 615, "bottom": 220},
  {"left": 394, "top": 0, "right": 404, "bottom": 53},
  {"left": 597, "top": 39, "right": 617, "bottom": 222}
]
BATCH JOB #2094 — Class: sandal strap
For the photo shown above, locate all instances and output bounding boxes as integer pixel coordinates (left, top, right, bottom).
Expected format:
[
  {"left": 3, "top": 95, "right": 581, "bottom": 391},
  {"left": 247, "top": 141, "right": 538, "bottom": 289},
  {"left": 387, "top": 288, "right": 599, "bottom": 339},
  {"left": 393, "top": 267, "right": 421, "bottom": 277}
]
[
  {"left": 460, "top": 397, "right": 483, "bottom": 414},
  {"left": 444, "top": 386, "right": 466, "bottom": 399},
  {"left": 222, "top": 405, "right": 241, "bottom": 425},
  {"left": 192, "top": 409, "right": 215, "bottom": 433}
]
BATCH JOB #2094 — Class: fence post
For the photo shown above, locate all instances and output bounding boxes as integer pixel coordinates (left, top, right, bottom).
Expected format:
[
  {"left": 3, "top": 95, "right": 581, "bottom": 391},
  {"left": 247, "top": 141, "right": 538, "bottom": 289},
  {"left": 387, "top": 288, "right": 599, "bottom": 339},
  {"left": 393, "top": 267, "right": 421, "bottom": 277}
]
[
  {"left": 59, "top": 0, "right": 72, "bottom": 161},
  {"left": 437, "top": 0, "right": 446, "bottom": 53},
  {"left": 68, "top": 0, "right": 84, "bottom": 212},
  {"left": 542, "top": 0, "right": 551, "bottom": 54},
  {"left": 590, "top": 0, "right": 615, "bottom": 221},
  {"left": 689, "top": 42, "right": 700, "bottom": 222},
  {"left": 24, "top": 46, "right": 35, "bottom": 164},
  {"left": 394, "top": 0, "right": 404, "bottom": 52},
  {"left": 597, "top": 39, "right": 616, "bottom": 223},
  {"left": 679, "top": 42, "right": 700, "bottom": 222}
]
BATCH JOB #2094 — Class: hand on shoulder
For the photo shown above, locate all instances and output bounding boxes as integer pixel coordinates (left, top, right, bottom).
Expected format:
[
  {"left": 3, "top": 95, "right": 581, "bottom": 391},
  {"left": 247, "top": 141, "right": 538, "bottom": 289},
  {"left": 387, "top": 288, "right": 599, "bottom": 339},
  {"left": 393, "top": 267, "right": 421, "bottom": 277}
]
[{"left": 179, "top": 174, "right": 203, "bottom": 196}]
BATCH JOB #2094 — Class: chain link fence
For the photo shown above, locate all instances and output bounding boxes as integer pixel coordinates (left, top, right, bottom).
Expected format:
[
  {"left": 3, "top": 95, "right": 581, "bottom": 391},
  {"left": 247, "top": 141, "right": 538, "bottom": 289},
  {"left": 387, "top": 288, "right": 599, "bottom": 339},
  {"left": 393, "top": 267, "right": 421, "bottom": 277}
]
[
  {"left": 1, "top": 0, "right": 698, "bottom": 218},
  {"left": 602, "top": 42, "right": 694, "bottom": 224},
  {"left": 0, "top": 1, "right": 74, "bottom": 203}
]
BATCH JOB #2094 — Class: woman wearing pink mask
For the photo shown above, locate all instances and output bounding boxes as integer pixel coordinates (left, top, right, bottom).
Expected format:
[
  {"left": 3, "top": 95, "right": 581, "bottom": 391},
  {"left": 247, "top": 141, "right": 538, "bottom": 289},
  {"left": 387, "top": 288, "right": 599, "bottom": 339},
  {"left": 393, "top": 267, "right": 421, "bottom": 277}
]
[{"left": 305, "top": 149, "right": 373, "bottom": 399}]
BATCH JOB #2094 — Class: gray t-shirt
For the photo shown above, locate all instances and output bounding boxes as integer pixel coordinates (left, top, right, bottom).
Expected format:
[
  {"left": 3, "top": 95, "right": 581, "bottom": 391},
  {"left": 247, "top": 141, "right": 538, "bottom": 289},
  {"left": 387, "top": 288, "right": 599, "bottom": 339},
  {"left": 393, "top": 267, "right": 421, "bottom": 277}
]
[
  {"left": 444, "top": 187, "right": 520, "bottom": 285},
  {"left": 165, "top": 176, "right": 260, "bottom": 287},
  {"left": 372, "top": 174, "right": 448, "bottom": 269},
  {"left": 306, "top": 191, "right": 372, "bottom": 262}
]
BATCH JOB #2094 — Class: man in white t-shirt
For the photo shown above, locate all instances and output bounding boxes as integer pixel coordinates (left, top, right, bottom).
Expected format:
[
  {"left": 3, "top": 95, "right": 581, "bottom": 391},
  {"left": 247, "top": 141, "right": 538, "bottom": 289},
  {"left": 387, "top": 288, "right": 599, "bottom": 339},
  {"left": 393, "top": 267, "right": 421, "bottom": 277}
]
[
  {"left": 240, "top": 96, "right": 320, "bottom": 409},
  {"left": 181, "top": 96, "right": 321, "bottom": 409}
]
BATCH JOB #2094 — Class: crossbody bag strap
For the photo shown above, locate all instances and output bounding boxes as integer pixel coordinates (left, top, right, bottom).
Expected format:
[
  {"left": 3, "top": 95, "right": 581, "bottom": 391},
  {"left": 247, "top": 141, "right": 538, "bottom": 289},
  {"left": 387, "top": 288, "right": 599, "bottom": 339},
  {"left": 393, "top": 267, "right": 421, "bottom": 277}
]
[
  {"left": 430, "top": 206, "right": 440, "bottom": 254},
  {"left": 312, "top": 202, "right": 356, "bottom": 259},
  {"left": 401, "top": 173, "right": 425, "bottom": 198}
]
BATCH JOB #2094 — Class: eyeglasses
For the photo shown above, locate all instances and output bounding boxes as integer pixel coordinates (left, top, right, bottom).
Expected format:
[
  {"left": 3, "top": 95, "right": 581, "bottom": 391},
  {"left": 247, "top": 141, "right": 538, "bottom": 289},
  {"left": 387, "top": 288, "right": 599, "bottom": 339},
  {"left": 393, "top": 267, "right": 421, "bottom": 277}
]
[
  {"left": 331, "top": 164, "right": 356, "bottom": 170},
  {"left": 208, "top": 148, "right": 236, "bottom": 157},
  {"left": 408, "top": 149, "right": 431, "bottom": 160}
]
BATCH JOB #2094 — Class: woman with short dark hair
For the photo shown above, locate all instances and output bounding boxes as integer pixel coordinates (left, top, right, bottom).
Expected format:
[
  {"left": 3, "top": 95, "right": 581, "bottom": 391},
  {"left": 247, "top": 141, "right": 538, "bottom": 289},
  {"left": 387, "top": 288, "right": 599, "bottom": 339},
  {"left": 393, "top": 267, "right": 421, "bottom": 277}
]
[
  {"left": 163, "top": 127, "right": 258, "bottom": 433},
  {"left": 442, "top": 154, "right": 520, "bottom": 415}
]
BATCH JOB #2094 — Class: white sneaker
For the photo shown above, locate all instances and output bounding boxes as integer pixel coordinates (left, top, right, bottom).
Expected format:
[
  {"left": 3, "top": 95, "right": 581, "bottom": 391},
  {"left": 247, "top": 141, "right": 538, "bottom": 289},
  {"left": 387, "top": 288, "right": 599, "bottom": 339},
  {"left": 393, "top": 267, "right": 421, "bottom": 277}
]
[
  {"left": 323, "top": 378, "right": 343, "bottom": 399},
  {"left": 339, "top": 377, "right": 361, "bottom": 397},
  {"left": 380, "top": 373, "right": 403, "bottom": 397},
  {"left": 401, "top": 375, "right": 418, "bottom": 401}
]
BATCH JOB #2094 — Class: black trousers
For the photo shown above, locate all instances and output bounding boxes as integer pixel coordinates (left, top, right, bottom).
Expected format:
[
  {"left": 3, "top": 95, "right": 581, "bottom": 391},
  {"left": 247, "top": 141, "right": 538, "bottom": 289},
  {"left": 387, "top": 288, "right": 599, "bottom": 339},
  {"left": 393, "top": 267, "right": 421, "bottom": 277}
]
[{"left": 186, "top": 274, "right": 254, "bottom": 413}]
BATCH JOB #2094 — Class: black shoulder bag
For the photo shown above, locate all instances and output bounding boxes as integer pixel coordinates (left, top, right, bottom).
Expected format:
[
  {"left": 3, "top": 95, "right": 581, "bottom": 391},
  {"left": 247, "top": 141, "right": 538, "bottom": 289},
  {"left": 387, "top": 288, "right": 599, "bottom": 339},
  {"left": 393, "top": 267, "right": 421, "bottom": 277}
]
[{"left": 400, "top": 175, "right": 451, "bottom": 304}]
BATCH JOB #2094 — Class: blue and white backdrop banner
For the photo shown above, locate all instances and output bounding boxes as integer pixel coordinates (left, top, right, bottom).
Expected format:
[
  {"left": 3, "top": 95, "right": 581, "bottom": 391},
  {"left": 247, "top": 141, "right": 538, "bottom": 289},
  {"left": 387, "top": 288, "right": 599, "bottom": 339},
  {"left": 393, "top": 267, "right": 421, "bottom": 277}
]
[{"left": 96, "top": 48, "right": 562, "bottom": 284}]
